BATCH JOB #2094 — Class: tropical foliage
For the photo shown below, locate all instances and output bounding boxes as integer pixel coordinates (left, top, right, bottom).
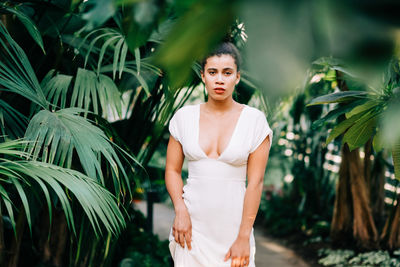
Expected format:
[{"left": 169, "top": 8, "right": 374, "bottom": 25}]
[
  {"left": 259, "top": 59, "right": 340, "bottom": 237},
  {"left": 306, "top": 58, "right": 400, "bottom": 250},
  {"left": 0, "top": 0, "right": 255, "bottom": 266}
]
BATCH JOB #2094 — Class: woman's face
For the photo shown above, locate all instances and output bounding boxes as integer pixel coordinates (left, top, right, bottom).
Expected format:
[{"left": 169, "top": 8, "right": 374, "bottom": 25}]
[{"left": 201, "top": 54, "right": 240, "bottom": 101}]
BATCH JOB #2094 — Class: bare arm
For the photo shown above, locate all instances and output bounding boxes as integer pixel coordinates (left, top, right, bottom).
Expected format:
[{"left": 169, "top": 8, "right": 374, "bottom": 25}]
[
  {"left": 224, "top": 135, "right": 271, "bottom": 266},
  {"left": 239, "top": 135, "right": 270, "bottom": 239},
  {"left": 165, "top": 135, "right": 192, "bottom": 250},
  {"left": 165, "top": 135, "right": 185, "bottom": 211}
]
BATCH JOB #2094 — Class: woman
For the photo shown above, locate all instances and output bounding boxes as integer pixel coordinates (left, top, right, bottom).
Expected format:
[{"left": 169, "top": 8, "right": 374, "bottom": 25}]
[{"left": 165, "top": 42, "right": 273, "bottom": 267}]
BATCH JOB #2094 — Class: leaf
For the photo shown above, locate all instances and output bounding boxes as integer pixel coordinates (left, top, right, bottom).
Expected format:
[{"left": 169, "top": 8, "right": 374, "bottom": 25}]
[
  {"left": 307, "top": 91, "right": 369, "bottom": 106},
  {"left": 153, "top": 0, "right": 238, "bottom": 89},
  {"left": 312, "top": 57, "right": 356, "bottom": 77},
  {"left": 81, "top": 0, "right": 116, "bottom": 31},
  {"left": 310, "top": 99, "right": 365, "bottom": 130},
  {"left": 97, "top": 35, "right": 120, "bottom": 76},
  {"left": 326, "top": 112, "right": 365, "bottom": 144},
  {"left": 345, "top": 99, "right": 380, "bottom": 118},
  {"left": 0, "top": 22, "right": 47, "bottom": 108},
  {"left": 122, "top": 0, "right": 166, "bottom": 51},
  {"left": 373, "top": 129, "right": 384, "bottom": 153},
  {"left": 113, "top": 38, "right": 125, "bottom": 79},
  {"left": 123, "top": 68, "right": 150, "bottom": 96},
  {"left": 42, "top": 71, "right": 73, "bottom": 110},
  {"left": 381, "top": 102, "right": 400, "bottom": 147},
  {"left": 43, "top": 68, "right": 123, "bottom": 118},
  {"left": 0, "top": 157, "right": 126, "bottom": 236},
  {"left": 0, "top": 4, "right": 45, "bottom": 53},
  {"left": 343, "top": 110, "right": 378, "bottom": 151},
  {"left": 24, "top": 108, "right": 130, "bottom": 196},
  {"left": 0, "top": 99, "right": 29, "bottom": 139},
  {"left": 393, "top": 143, "right": 400, "bottom": 181},
  {"left": 135, "top": 47, "right": 141, "bottom": 75}
]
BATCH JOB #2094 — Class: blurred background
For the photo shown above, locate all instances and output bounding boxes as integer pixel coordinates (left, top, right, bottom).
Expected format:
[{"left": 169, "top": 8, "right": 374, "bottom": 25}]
[{"left": 1, "top": 0, "right": 400, "bottom": 266}]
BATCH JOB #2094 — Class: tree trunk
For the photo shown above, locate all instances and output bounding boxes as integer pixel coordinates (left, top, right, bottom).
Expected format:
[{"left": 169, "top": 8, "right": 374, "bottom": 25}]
[
  {"left": 363, "top": 138, "right": 372, "bottom": 196},
  {"left": 348, "top": 145, "right": 379, "bottom": 249},
  {"left": 381, "top": 145, "right": 400, "bottom": 249},
  {"left": 381, "top": 196, "right": 400, "bottom": 250},
  {"left": 331, "top": 143, "right": 353, "bottom": 245},
  {"left": 370, "top": 151, "right": 386, "bottom": 230}
]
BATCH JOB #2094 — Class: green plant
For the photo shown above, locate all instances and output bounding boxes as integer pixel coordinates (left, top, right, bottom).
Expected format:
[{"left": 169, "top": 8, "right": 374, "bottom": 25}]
[{"left": 319, "top": 249, "right": 400, "bottom": 267}]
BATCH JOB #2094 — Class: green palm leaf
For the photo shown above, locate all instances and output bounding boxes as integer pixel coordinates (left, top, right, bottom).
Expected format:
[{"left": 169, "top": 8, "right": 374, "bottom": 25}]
[
  {"left": 0, "top": 140, "right": 126, "bottom": 236},
  {"left": 0, "top": 160, "right": 125, "bottom": 237},
  {"left": 24, "top": 108, "right": 130, "bottom": 196},
  {"left": 42, "top": 68, "right": 122, "bottom": 119},
  {"left": 0, "top": 99, "right": 28, "bottom": 139},
  {"left": 0, "top": 22, "right": 47, "bottom": 108},
  {"left": 75, "top": 27, "right": 129, "bottom": 80},
  {"left": 0, "top": 3, "right": 45, "bottom": 53}
]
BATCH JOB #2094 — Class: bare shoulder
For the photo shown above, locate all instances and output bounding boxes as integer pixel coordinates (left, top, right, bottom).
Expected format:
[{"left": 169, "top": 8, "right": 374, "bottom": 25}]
[
  {"left": 173, "top": 104, "right": 198, "bottom": 117},
  {"left": 245, "top": 105, "right": 267, "bottom": 119}
]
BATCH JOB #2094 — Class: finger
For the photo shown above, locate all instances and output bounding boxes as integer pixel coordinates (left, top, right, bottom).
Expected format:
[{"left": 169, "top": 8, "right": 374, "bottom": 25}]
[
  {"left": 240, "top": 258, "right": 245, "bottom": 267},
  {"left": 244, "top": 258, "right": 249, "bottom": 267},
  {"left": 179, "top": 232, "right": 185, "bottom": 248},
  {"left": 231, "top": 257, "right": 239, "bottom": 267},
  {"left": 224, "top": 250, "right": 231, "bottom": 261},
  {"left": 186, "top": 232, "right": 192, "bottom": 250},
  {"left": 174, "top": 229, "right": 179, "bottom": 244}
]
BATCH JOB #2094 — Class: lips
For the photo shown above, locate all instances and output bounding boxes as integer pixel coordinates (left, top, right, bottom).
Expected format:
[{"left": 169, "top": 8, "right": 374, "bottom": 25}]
[{"left": 214, "top": 88, "right": 225, "bottom": 94}]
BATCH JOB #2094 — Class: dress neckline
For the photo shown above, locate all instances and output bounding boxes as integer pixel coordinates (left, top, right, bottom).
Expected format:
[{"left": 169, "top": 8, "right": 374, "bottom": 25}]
[{"left": 197, "top": 103, "right": 247, "bottom": 160}]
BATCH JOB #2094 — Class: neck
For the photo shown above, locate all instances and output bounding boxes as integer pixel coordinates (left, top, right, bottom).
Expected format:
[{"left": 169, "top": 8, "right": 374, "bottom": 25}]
[{"left": 205, "top": 97, "right": 236, "bottom": 113}]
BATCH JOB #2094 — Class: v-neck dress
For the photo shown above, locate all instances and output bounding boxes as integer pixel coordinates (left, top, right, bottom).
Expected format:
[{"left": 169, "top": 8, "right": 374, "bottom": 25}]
[{"left": 168, "top": 103, "right": 273, "bottom": 267}]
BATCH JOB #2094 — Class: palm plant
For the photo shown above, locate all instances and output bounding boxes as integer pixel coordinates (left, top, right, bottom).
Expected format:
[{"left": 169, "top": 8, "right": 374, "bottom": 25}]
[
  {"left": 0, "top": 0, "right": 256, "bottom": 265},
  {"left": 0, "top": 15, "right": 136, "bottom": 265},
  {"left": 307, "top": 58, "right": 400, "bottom": 249}
]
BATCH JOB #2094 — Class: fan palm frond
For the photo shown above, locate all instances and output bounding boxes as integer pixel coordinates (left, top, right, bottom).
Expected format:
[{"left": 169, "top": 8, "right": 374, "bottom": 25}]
[
  {"left": 0, "top": 22, "right": 47, "bottom": 108},
  {"left": 24, "top": 108, "right": 131, "bottom": 197},
  {"left": 0, "top": 140, "right": 125, "bottom": 236},
  {"left": 42, "top": 68, "right": 122, "bottom": 119},
  {"left": 0, "top": 99, "right": 28, "bottom": 139},
  {"left": 0, "top": 3, "right": 45, "bottom": 53}
]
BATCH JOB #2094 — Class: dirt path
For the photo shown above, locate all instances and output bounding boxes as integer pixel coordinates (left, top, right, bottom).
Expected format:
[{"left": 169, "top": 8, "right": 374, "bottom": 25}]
[{"left": 135, "top": 201, "right": 309, "bottom": 267}]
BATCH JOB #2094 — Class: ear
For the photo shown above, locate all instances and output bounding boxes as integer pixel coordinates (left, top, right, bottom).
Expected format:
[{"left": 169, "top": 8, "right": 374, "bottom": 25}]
[
  {"left": 235, "top": 71, "right": 241, "bottom": 85},
  {"left": 201, "top": 70, "right": 205, "bottom": 83}
]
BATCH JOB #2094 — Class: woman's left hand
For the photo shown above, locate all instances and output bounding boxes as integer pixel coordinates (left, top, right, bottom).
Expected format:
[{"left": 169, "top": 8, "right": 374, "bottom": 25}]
[{"left": 224, "top": 236, "right": 250, "bottom": 267}]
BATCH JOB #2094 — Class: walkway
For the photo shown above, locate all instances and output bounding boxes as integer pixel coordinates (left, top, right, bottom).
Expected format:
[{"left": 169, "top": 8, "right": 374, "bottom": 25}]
[{"left": 135, "top": 201, "right": 309, "bottom": 267}]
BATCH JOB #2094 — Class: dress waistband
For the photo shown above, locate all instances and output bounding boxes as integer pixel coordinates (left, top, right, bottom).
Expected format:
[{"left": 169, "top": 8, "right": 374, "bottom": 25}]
[
  {"left": 188, "top": 159, "right": 247, "bottom": 179},
  {"left": 188, "top": 175, "right": 246, "bottom": 182}
]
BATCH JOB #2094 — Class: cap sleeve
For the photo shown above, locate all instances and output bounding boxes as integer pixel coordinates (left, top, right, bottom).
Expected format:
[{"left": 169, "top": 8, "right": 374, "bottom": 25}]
[
  {"left": 168, "top": 111, "right": 181, "bottom": 143},
  {"left": 249, "top": 112, "right": 273, "bottom": 153}
]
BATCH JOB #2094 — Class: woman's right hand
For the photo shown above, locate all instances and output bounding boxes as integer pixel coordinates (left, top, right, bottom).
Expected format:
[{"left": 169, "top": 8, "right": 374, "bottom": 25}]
[{"left": 172, "top": 205, "right": 192, "bottom": 250}]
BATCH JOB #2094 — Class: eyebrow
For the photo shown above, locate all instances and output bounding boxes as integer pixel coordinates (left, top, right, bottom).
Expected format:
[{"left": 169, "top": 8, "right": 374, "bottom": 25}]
[{"left": 206, "top": 67, "right": 234, "bottom": 71}]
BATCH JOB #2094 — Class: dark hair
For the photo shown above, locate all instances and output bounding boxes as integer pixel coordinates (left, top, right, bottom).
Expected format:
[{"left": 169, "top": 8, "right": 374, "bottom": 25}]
[{"left": 201, "top": 42, "right": 242, "bottom": 71}]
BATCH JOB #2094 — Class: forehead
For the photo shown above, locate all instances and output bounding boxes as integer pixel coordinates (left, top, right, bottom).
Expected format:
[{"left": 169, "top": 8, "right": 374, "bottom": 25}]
[{"left": 205, "top": 54, "right": 237, "bottom": 70}]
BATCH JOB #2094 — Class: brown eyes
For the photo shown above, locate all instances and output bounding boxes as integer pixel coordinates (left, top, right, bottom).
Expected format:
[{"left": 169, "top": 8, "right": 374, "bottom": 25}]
[{"left": 208, "top": 71, "right": 232, "bottom": 75}]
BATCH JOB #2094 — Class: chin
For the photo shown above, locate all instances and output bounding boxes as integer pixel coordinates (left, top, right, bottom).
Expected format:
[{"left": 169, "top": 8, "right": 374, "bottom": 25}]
[{"left": 209, "top": 95, "right": 230, "bottom": 101}]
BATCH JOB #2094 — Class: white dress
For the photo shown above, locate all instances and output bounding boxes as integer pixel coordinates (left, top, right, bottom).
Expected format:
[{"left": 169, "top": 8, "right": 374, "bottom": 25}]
[{"left": 168, "top": 103, "right": 273, "bottom": 267}]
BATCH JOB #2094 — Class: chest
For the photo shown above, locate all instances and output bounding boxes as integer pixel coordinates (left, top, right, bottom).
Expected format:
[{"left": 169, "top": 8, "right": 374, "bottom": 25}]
[{"left": 197, "top": 106, "right": 245, "bottom": 159}]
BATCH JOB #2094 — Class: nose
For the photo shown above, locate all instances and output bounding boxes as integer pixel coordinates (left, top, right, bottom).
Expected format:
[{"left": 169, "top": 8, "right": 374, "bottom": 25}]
[{"left": 216, "top": 73, "right": 224, "bottom": 84}]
